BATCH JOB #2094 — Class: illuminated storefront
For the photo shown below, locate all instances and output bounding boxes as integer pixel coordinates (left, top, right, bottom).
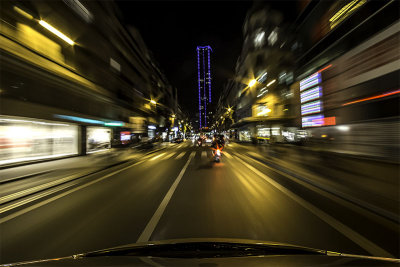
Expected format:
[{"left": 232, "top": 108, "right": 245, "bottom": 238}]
[
  {"left": 86, "top": 127, "right": 111, "bottom": 153},
  {"left": 257, "top": 127, "right": 270, "bottom": 138},
  {"left": 0, "top": 116, "right": 78, "bottom": 165},
  {"left": 239, "top": 130, "right": 251, "bottom": 141},
  {"left": 148, "top": 125, "right": 156, "bottom": 139},
  {"left": 120, "top": 131, "right": 131, "bottom": 145}
]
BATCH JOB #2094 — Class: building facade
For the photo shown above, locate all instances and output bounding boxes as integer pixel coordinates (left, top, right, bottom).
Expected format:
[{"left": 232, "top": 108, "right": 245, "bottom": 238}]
[
  {"left": 293, "top": 0, "right": 399, "bottom": 159},
  {"left": 197, "top": 45, "right": 213, "bottom": 129},
  {"left": 214, "top": 3, "right": 299, "bottom": 143},
  {"left": 215, "top": 0, "right": 399, "bottom": 160},
  {"left": 0, "top": 0, "right": 178, "bottom": 165}
]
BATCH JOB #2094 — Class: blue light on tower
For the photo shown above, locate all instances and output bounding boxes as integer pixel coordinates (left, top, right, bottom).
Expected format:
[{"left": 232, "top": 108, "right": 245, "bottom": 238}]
[
  {"left": 197, "top": 47, "right": 202, "bottom": 128},
  {"left": 207, "top": 48, "right": 211, "bottom": 103},
  {"left": 203, "top": 48, "right": 207, "bottom": 126},
  {"left": 196, "top": 45, "right": 212, "bottom": 128}
]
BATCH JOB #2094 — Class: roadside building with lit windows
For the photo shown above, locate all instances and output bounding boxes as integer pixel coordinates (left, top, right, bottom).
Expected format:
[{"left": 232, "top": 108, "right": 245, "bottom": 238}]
[
  {"left": 216, "top": 0, "right": 399, "bottom": 159},
  {"left": 293, "top": 0, "right": 399, "bottom": 159},
  {"left": 0, "top": 0, "right": 178, "bottom": 165},
  {"left": 215, "top": 3, "right": 300, "bottom": 143}
]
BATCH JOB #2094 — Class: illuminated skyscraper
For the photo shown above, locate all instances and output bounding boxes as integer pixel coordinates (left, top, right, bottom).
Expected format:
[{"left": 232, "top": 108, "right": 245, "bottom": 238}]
[{"left": 197, "top": 45, "right": 212, "bottom": 128}]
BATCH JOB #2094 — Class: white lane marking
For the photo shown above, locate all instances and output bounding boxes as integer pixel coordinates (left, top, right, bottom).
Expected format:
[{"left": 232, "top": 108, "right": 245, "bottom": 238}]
[
  {"left": 161, "top": 153, "right": 175, "bottom": 160},
  {"left": 175, "top": 152, "right": 186, "bottom": 160},
  {"left": 233, "top": 154, "right": 393, "bottom": 258},
  {"left": 242, "top": 154, "right": 398, "bottom": 224},
  {"left": 224, "top": 151, "right": 232, "bottom": 159},
  {"left": 0, "top": 161, "right": 145, "bottom": 224},
  {"left": 0, "top": 182, "right": 76, "bottom": 214},
  {"left": 137, "top": 151, "right": 195, "bottom": 242},
  {"left": 201, "top": 151, "right": 207, "bottom": 159},
  {"left": 0, "top": 173, "right": 85, "bottom": 204},
  {"left": 149, "top": 153, "right": 166, "bottom": 161},
  {"left": 139, "top": 257, "right": 163, "bottom": 267}
]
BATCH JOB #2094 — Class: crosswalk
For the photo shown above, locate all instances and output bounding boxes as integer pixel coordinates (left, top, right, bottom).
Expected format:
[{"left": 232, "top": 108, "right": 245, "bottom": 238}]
[
  {"left": 149, "top": 152, "right": 166, "bottom": 161},
  {"left": 150, "top": 149, "right": 234, "bottom": 161},
  {"left": 175, "top": 151, "right": 186, "bottom": 160},
  {"left": 174, "top": 142, "right": 193, "bottom": 148}
]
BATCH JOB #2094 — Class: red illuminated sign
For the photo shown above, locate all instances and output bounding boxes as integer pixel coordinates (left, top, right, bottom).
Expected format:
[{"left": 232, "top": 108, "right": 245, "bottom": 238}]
[
  {"left": 120, "top": 131, "right": 131, "bottom": 143},
  {"left": 313, "top": 116, "right": 336, "bottom": 126},
  {"left": 323, "top": 117, "right": 336, "bottom": 126}
]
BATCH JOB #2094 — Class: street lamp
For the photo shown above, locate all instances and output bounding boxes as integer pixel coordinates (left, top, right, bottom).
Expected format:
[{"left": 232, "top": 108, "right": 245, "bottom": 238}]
[
  {"left": 150, "top": 99, "right": 157, "bottom": 105},
  {"left": 248, "top": 79, "right": 257, "bottom": 87},
  {"left": 39, "top": 20, "right": 74, "bottom": 45}
]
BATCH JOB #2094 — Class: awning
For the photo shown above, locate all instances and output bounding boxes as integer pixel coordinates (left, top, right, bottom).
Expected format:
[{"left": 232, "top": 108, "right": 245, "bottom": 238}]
[{"left": 231, "top": 116, "right": 297, "bottom": 129}]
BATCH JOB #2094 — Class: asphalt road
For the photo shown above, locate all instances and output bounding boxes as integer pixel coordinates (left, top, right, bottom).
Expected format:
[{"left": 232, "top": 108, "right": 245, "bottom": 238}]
[{"left": 0, "top": 141, "right": 398, "bottom": 264}]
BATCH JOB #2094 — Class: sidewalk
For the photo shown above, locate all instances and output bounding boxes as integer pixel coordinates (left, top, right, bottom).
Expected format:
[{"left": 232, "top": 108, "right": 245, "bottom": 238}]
[
  {"left": 231, "top": 139, "right": 399, "bottom": 163},
  {"left": 234, "top": 142, "right": 399, "bottom": 222}
]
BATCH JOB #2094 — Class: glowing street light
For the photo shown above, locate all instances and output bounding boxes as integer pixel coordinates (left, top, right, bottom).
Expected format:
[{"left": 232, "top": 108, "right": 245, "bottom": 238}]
[
  {"left": 248, "top": 79, "right": 257, "bottom": 87},
  {"left": 39, "top": 20, "right": 74, "bottom": 45},
  {"left": 14, "top": 6, "right": 33, "bottom": 20},
  {"left": 150, "top": 99, "right": 157, "bottom": 105},
  {"left": 267, "top": 79, "right": 276, "bottom": 87}
]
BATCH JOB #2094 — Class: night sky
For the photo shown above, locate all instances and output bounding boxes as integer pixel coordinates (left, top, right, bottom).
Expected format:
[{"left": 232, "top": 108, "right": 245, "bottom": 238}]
[{"left": 117, "top": 1, "right": 253, "bottom": 116}]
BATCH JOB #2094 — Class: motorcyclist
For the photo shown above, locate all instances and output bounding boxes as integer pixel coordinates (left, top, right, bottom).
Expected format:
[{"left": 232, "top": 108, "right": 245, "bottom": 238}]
[{"left": 197, "top": 136, "right": 203, "bottom": 146}]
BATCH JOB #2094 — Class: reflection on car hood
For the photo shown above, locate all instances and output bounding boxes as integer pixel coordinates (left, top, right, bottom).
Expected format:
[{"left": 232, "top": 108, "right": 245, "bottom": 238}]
[{"left": 3, "top": 238, "right": 399, "bottom": 266}]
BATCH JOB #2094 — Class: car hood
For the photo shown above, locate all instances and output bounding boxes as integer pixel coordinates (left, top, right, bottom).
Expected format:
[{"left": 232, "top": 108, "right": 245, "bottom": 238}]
[{"left": 3, "top": 238, "right": 399, "bottom": 266}]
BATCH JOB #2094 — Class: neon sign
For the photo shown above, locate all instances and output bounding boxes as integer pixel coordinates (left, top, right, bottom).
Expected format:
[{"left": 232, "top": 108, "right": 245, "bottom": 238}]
[{"left": 300, "top": 72, "right": 324, "bottom": 127}]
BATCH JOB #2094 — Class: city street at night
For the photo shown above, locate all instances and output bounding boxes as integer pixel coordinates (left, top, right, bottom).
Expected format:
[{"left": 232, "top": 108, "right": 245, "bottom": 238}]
[
  {"left": 1, "top": 141, "right": 398, "bottom": 264},
  {"left": 0, "top": 0, "right": 399, "bottom": 265}
]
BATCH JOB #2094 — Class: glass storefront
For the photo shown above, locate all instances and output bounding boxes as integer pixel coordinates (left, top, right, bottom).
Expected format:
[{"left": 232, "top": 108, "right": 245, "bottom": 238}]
[
  {"left": 239, "top": 130, "right": 251, "bottom": 141},
  {"left": 86, "top": 127, "right": 111, "bottom": 153},
  {"left": 257, "top": 127, "right": 270, "bottom": 138},
  {"left": 256, "top": 125, "right": 284, "bottom": 142},
  {"left": 0, "top": 116, "right": 78, "bottom": 165}
]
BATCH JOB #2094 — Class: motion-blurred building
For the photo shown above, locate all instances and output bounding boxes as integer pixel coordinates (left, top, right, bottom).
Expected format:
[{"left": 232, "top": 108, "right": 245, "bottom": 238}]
[
  {"left": 0, "top": 0, "right": 179, "bottom": 165},
  {"left": 215, "top": 3, "right": 299, "bottom": 143},
  {"left": 216, "top": 0, "right": 399, "bottom": 160},
  {"left": 293, "top": 0, "right": 399, "bottom": 159}
]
